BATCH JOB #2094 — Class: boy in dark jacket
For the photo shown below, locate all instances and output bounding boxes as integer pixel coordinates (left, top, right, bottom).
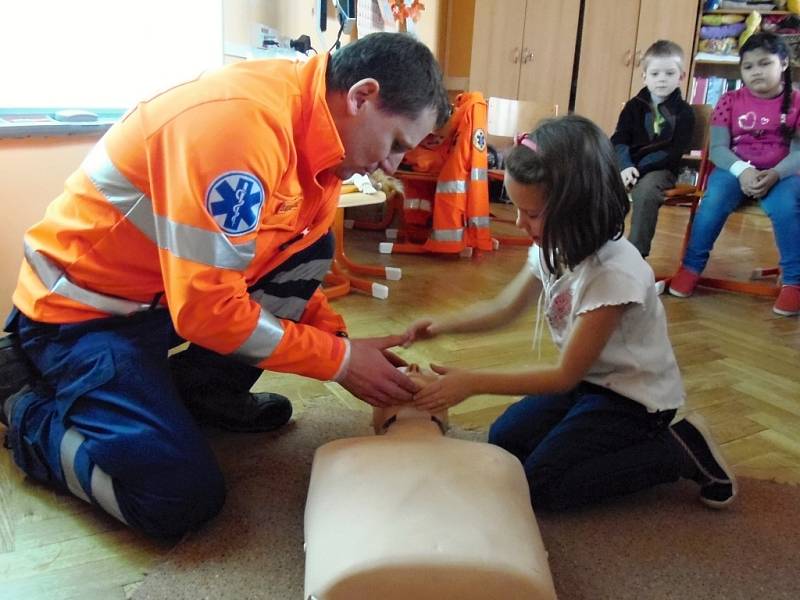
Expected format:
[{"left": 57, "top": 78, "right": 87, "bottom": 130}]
[{"left": 611, "top": 40, "right": 695, "bottom": 257}]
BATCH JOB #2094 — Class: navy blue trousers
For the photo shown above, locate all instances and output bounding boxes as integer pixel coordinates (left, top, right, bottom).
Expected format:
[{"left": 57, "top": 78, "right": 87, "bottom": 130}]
[
  {"left": 4, "top": 232, "right": 334, "bottom": 539},
  {"left": 488, "top": 383, "right": 683, "bottom": 510}
]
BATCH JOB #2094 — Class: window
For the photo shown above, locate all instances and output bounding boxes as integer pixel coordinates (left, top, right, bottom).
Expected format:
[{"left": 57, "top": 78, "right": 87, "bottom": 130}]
[{"left": 1, "top": 0, "right": 223, "bottom": 136}]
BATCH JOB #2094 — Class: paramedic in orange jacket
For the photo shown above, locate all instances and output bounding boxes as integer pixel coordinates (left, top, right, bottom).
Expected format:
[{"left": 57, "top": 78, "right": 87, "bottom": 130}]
[{"left": 0, "top": 33, "right": 449, "bottom": 539}]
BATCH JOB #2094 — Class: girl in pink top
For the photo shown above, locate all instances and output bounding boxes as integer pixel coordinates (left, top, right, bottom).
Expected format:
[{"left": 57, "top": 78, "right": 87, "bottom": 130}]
[{"left": 669, "top": 33, "right": 800, "bottom": 316}]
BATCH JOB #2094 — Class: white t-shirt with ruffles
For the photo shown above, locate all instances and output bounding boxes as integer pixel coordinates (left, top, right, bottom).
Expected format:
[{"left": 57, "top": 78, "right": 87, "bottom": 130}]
[{"left": 527, "top": 237, "right": 684, "bottom": 412}]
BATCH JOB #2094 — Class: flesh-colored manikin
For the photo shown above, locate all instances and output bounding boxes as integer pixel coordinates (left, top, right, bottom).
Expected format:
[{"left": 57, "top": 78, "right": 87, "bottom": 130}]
[{"left": 303, "top": 365, "right": 557, "bottom": 600}]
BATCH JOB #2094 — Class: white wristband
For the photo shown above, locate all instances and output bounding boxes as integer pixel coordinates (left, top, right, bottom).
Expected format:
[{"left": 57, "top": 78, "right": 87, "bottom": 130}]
[{"left": 729, "top": 160, "right": 752, "bottom": 178}]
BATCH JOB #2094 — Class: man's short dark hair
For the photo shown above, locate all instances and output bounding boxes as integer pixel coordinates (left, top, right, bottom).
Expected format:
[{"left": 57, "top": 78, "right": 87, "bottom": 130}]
[{"left": 326, "top": 32, "right": 450, "bottom": 129}]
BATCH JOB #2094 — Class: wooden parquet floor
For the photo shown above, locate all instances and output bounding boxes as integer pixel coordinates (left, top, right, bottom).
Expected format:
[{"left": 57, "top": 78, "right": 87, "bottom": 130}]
[{"left": 1, "top": 204, "right": 798, "bottom": 599}]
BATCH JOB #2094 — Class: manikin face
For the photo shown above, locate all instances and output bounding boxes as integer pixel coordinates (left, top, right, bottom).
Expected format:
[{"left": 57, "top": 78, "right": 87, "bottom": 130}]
[
  {"left": 740, "top": 47, "right": 788, "bottom": 98},
  {"left": 506, "top": 176, "right": 548, "bottom": 246},
  {"left": 332, "top": 79, "right": 438, "bottom": 180},
  {"left": 642, "top": 56, "right": 684, "bottom": 98}
]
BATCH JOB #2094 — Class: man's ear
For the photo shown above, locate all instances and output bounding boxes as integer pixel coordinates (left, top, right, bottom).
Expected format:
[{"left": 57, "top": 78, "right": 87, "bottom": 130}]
[{"left": 346, "top": 78, "right": 380, "bottom": 115}]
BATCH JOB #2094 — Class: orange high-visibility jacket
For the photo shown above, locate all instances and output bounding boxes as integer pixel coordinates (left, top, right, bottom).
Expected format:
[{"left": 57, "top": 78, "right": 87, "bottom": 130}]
[
  {"left": 400, "top": 92, "right": 492, "bottom": 253},
  {"left": 13, "top": 53, "right": 350, "bottom": 381}
]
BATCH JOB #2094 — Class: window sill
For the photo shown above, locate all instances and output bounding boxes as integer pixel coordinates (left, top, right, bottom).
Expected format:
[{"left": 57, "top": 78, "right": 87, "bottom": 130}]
[{"left": 0, "top": 108, "right": 125, "bottom": 139}]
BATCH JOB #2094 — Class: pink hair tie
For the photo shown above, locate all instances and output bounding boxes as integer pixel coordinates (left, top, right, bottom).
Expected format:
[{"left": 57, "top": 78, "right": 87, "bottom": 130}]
[{"left": 514, "top": 132, "right": 538, "bottom": 153}]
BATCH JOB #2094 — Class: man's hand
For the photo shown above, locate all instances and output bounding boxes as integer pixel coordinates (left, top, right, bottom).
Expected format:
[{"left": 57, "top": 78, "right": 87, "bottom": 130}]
[
  {"left": 412, "top": 364, "right": 475, "bottom": 412},
  {"left": 738, "top": 167, "right": 759, "bottom": 197},
  {"left": 402, "top": 318, "right": 439, "bottom": 347},
  {"left": 620, "top": 167, "right": 639, "bottom": 190},
  {"left": 750, "top": 169, "right": 779, "bottom": 198},
  {"left": 338, "top": 336, "right": 419, "bottom": 407}
]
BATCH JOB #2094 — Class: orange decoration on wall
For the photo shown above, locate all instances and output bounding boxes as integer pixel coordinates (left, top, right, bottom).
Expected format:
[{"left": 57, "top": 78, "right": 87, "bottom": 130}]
[{"left": 391, "top": 0, "right": 425, "bottom": 26}]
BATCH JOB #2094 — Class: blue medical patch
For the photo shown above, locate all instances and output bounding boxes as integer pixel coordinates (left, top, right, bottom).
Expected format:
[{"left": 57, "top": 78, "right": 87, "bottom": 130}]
[{"left": 206, "top": 171, "right": 265, "bottom": 235}]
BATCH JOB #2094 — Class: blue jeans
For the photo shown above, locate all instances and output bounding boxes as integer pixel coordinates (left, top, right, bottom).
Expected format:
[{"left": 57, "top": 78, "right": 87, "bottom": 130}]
[
  {"left": 488, "top": 383, "right": 682, "bottom": 510},
  {"left": 682, "top": 168, "right": 800, "bottom": 285}
]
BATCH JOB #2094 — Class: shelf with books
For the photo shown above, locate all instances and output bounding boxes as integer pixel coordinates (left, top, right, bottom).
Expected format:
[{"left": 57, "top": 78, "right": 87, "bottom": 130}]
[
  {"left": 689, "top": 74, "right": 743, "bottom": 106},
  {"left": 689, "top": 6, "right": 800, "bottom": 107}
]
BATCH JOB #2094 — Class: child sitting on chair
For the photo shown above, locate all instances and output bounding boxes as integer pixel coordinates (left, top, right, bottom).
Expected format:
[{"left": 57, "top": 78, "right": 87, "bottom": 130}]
[
  {"left": 611, "top": 39, "right": 695, "bottom": 258},
  {"left": 669, "top": 33, "right": 800, "bottom": 317}
]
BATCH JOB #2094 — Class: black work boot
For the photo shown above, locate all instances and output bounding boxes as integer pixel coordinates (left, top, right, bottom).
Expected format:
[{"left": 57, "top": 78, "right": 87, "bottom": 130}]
[
  {"left": 184, "top": 390, "right": 293, "bottom": 433},
  {"left": 0, "top": 334, "right": 37, "bottom": 427}
]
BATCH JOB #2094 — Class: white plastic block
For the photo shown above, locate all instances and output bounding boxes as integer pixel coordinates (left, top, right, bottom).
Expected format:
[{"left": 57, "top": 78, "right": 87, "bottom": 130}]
[
  {"left": 385, "top": 267, "right": 402, "bottom": 281},
  {"left": 371, "top": 283, "right": 389, "bottom": 299},
  {"left": 654, "top": 280, "right": 666, "bottom": 296},
  {"left": 379, "top": 242, "right": 393, "bottom": 254},
  {"left": 492, "top": 238, "right": 501, "bottom": 250}
]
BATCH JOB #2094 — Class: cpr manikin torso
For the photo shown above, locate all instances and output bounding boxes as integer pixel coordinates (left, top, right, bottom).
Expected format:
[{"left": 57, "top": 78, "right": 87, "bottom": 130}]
[{"left": 303, "top": 366, "right": 556, "bottom": 600}]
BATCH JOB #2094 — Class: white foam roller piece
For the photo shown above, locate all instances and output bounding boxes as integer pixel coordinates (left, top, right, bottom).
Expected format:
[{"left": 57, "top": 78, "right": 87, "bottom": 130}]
[
  {"left": 459, "top": 247, "right": 474, "bottom": 258},
  {"left": 750, "top": 268, "right": 775, "bottom": 280},
  {"left": 379, "top": 242, "right": 393, "bottom": 254},
  {"left": 385, "top": 267, "right": 402, "bottom": 280},
  {"left": 386, "top": 228, "right": 398, "bottom": 240},
  {"left": 492, "top": 238, "right": 501, "bottom": 250},
  {"left": 344, "top": 219, "right": 355, "bottom": 229},
  {"left": 372, "top": 283, "right": 389, "bottom": 299}
]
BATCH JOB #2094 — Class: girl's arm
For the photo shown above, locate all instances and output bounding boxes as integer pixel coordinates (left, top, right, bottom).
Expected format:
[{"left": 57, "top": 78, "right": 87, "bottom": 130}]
[
  {"left": 404, "top": 265, "right": 542, "bottom": 344},
  {"left": 769, "top": 132, "right": 800, "bottom": 179},
  {"left": 413, "top": 303, "right": 627, "bottom": 411}
]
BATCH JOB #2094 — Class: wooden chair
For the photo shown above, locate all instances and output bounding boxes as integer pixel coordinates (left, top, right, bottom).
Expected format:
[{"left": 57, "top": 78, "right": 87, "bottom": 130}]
[
  {"left": 655, "top": 104, "right": 713, "bottom": 283},
  {"left": 658, "top": 104, "right": 781, "bottom": 298},
  {"left": 485, "top": 96, "right": 559, "bottom": 246}
]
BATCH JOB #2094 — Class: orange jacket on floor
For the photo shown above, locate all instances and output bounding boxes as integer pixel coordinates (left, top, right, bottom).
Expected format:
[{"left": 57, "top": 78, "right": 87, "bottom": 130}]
[
  {"left": 13, "top": 53, "right": 349, "bottom": 381},
  {"left": 400, "top": 92, "right": 492, "bottom": 253}
]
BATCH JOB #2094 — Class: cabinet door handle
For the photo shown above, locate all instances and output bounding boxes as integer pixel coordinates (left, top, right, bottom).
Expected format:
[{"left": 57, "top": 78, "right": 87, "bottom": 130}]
[
  {"left": 511, "top": 47, "right": 521, "bottom": 64},
  {"left": 522, "top": 47, "right": 533, "bottom": 63},
  {"left": 634, "top": 50, "right": 643, "bottom": 67},
  {"left": 623, "top": 49, "right": 633, "bottom": 66}
]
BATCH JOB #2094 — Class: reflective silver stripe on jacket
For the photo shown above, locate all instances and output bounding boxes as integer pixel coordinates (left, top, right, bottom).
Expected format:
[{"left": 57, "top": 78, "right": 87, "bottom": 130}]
[
  {"left": 25, "top": 242, "right": 151, "bottom": 316},
  {"left": 268, "top": 259, "right": 331, "bottom": 285},
  {"left": 252, "top": 292, "right": 311, "bottom": 322},
  {"left": 430, "top": 228, "right": 464, "bottom": 242},
  {"left": 252, "top": 258, "right": 332, "bottom": 321},
  {"left": 436, "top": 180, "right": 467, "bottom": 194},
  {"left": 233, "top": 308, "right": 285, "bottom": 364},
  {"left": 82, "top": 141, "right": 256, "bottom": 270},
  {"left": 468, "top": 216, "right": 491, "bottom": 228},
  {"left": 471, "top": 168, "right": 487, "bottom": 181},
  {"left": 404, "top": 198, "right": 432, "bottom": 212}
]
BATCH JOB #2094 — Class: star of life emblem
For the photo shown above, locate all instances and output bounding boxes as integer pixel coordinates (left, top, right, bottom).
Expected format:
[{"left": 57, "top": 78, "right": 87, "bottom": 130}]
[
  {"left": 206, "top": 171, "right": 265, "bottom": 235},
  {"left": 473, "top": 128, "right": 487, "bottom": 152}
]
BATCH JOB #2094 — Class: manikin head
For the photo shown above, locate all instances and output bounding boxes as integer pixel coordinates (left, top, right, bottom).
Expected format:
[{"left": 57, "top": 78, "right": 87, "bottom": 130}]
[{"left": 372, "top": 365, "right": 449, "bottom": 434}]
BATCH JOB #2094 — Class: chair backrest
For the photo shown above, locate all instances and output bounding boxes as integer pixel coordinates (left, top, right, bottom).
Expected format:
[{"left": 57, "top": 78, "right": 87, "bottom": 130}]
[
  {"left": 487, "top": 97, "right": 559, "bottom": 148},
  {"left": 687, "top": 104, "right": 713, "bottom": 155},
  {"left": 689, "top": 104, "right": 714, "bottom": 190}
]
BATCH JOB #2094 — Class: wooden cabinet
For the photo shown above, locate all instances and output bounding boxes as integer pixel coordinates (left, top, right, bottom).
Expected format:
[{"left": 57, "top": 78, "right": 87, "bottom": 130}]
[
  {"left": 574, "top": 0, "right": 701, "bottom": 134},
  {"left": 468, "top": 0, "right": 580, "bottom": 111}
]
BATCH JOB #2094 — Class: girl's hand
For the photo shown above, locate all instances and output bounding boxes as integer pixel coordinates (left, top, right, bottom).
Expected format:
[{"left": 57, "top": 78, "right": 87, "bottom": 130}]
[
  {"left": 402, "top": 319, "right": 439, "bottom": 347},
  {"left": 738, "top": 167, "right": 759, "bottom": 197},
  {"left": 750, "top": 169, "right": 779, "bottom": 198},
  {"left": 412, "top": 364, "right": 475, "bottom": 411},
  {"left": 620, "top": 166, "right": 639, "bottom": 190}
]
